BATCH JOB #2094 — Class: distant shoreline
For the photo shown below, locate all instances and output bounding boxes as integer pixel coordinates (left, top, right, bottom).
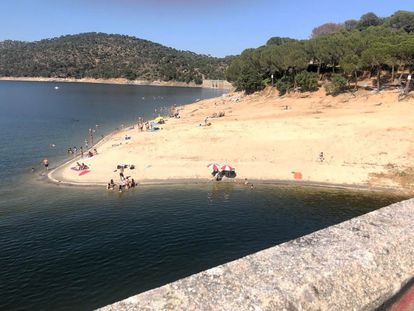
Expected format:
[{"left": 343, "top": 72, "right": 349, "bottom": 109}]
[{"left": 0, "top": 76, "right": 234, "bottom": 90}]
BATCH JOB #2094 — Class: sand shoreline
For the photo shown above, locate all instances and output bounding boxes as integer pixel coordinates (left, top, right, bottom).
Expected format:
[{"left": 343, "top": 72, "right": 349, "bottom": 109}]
[
  {"left": 48, "top": 136, "right": 405, "bottom": 194},
  {"left": 0, "top": 76, "right": 233, "bottom": 90},
  {"left": 47, "top": 88, "right": 414, "bottom": 194}
]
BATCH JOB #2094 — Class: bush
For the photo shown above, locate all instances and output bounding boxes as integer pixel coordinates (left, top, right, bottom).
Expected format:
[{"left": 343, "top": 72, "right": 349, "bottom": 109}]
[
  {"left": 262, "top": 77, "right": 272, "bottom": 86},
  {"left": 235, "top": 65, "right": 264, "bottom": 94},
  {"left": 324, "top": 74, "right": 348, "bottom": 95},
  {"left": 276, "top": 76, "right": 294, "bottom": 96},
  {"left": 194, "top": 74, "right": 203, "bottom": 85},
  {"left": 294, "top": 71, "right": 319, "bottom": 92}
]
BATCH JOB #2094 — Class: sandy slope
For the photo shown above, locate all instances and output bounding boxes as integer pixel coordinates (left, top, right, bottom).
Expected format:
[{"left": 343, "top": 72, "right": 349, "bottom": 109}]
[{"left": 49, "top": 88, "right": 414, "bottom": 191}]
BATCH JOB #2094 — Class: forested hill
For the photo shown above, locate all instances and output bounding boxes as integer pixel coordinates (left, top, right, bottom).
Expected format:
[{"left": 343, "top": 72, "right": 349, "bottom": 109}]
[{"left": 0, "top": 33, "right": 233, "bottom": 84}]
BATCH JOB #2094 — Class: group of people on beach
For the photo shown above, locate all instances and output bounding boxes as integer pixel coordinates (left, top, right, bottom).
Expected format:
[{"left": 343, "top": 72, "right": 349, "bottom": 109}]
[
  {"left": 136, "top": 117, "right": 162, "bottom": 132},
  {"left": 107, "top": 164, "right": 137, "bottom": 192},
  {"left": 75, "top": 162, "right": 89, "bottom": 171},
  {"left": 67, "top": 146, "right": 98, "bottom": 158},
  {"left": 107, "top": 177, "right": 136, "bottom": 192}
]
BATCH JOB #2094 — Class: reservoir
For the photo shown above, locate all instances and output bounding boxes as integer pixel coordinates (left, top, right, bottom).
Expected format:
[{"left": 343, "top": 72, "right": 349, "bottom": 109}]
[{"left": 0, "top": 81, "right": 406, "bottom": 310}]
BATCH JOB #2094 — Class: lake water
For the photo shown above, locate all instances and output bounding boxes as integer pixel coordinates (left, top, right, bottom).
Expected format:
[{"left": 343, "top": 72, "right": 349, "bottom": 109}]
[{"left": 0, "top": 81, "right": 406, "bottom": 310}]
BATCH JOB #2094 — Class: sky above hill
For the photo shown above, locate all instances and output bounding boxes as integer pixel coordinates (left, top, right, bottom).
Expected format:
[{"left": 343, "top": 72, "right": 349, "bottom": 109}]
[{"left": 1, "top": 0, "right": 413, "bottom": 57}]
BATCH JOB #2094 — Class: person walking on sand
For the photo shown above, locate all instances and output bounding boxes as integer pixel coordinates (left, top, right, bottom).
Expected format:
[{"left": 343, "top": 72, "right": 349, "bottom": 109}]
[
  {"left": 80, "top": 146, "right": 84, "bottom": 158},
  {"left": 43, "top": 158, "right": 49, "bottom": 171},
  {"left": 119, "top": 165, "right": 125, "bottom": 181}
]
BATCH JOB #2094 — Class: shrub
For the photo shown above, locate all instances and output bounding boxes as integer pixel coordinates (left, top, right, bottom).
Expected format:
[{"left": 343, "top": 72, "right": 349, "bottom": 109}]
[
  {"left": 194, "top": 74, "right": 203, "bottom": 85},
  {"left": 294, "top": 71, "right": 319, "bottom": 92},
  {"left": 276, "top": 76, "right": 294, "bottom": 96},
  {"left": 262, "top": 77, "right": 272, "bottom": 86},
  {"left": 235, "top": 65, "right": 264, "bottom": 94},
  {"left": 324, "top": 74, "right": 348, "bottom": 95}
]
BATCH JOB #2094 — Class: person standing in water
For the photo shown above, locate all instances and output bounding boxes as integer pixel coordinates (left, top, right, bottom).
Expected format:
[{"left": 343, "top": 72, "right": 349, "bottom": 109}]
[{"left": 43, "top": 158, "right": 49, "bottom": 171}]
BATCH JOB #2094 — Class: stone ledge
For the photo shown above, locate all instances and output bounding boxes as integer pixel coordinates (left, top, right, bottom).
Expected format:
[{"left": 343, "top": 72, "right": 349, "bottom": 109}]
[{"left": 99, "top": 198, "right": 414, "bottom": 311}]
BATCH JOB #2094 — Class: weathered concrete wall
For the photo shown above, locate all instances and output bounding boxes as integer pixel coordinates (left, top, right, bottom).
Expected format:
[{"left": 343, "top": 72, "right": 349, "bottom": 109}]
[
  {"left": 202, "top": 79, "right": 234, "bottom": 90},
  {"left": 99, "top": 199, "right": 414, "bottom": 311}
]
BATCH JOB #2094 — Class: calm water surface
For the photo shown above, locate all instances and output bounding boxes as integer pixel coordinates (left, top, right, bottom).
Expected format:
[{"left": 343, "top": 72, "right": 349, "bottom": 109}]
[{"left": 0, "top": 81, "right": 406, "bottom": 310}]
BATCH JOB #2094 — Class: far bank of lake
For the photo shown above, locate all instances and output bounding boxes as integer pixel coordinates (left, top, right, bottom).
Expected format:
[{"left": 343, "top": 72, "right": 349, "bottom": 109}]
[{"left": 0, "top": 76, "right": 234, "bottom": 90}]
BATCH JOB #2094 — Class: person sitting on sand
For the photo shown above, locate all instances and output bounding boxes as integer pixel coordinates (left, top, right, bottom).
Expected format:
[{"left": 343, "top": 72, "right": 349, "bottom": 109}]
[
  {"left": 319, "top": 152, "right": 325, "bottom": 162},
  {"left": 81, "top": 163, "right": 88, "bottom": 170},
  {"left": 76, "top": 162, "right": 82, "bottom": 170},
  {"left": 93, "top": 148, "right": 98, "bottom": 155},
  {"left": 88, "top": 150, "right": 93, "bottom": 157}
]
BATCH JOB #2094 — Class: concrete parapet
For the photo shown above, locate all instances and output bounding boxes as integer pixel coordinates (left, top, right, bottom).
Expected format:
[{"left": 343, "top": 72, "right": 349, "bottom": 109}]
[{"left": 99, "top": 198, "right": 414, "bottom": 311}]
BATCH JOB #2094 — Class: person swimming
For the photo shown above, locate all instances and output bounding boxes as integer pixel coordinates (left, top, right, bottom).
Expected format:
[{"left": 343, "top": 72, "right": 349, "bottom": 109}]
[{"left": 107, "top": 179, "right": 115, "bottom": 190}]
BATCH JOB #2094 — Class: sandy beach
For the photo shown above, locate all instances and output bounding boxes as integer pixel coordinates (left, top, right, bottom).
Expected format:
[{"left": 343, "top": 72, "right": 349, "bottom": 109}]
[{"left": 49, "top": 88, "right": 414, "bottom": 192}]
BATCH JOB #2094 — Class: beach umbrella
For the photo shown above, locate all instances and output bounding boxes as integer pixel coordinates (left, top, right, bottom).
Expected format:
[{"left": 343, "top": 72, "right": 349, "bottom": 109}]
[
  {"left": 221, "top": 165, "right": 234, "bottom": 171},
  {"left": 207, "top": 163, "right": 221, "bottom": 171}
]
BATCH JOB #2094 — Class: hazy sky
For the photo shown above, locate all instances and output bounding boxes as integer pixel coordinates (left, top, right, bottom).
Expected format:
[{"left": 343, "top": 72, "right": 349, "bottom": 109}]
[{"left": 1, "top": 0, "right": 413, "bottom": 57}]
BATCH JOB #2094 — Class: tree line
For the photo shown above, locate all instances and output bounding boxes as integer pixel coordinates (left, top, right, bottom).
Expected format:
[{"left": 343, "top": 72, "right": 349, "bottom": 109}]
[
  {"left": 0, "top": 33, "right": 234, "bottom": 84},
  {"left": 226, "top": 10, "right": 414, "bottom": 95}
]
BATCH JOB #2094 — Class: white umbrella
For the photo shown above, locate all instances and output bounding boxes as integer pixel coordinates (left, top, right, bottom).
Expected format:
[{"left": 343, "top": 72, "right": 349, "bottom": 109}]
[{"left": 221, "top": 165, "right": 234, "bottom": 171}]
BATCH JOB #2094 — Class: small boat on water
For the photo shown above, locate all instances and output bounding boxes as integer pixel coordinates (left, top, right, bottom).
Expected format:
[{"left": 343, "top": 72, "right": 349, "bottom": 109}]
[{"left": 54, "top": 86, "right": 59, "bottom": 90}]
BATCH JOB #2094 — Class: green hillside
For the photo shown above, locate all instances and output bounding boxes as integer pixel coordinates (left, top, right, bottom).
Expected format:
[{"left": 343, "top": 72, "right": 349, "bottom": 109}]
[{"left": 0, "top": 32, "right": 234, "bottom": 84}]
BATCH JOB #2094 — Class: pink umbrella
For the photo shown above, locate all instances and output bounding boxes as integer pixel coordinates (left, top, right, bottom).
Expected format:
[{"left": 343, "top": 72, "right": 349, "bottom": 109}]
[
  {"left": 207, "top": 163, "right": 221, "bottom": 171},
  {"left": 221, "top": 165, "right": 234, "bottom": 171}
]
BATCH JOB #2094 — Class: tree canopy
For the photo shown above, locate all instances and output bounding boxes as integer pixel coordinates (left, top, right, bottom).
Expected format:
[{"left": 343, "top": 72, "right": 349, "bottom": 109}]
[{"left": 226, "top": 10, "right": 414, "bottom": 95}]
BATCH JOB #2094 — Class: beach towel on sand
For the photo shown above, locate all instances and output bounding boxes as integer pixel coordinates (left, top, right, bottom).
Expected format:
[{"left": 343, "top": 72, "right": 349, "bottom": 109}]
[{"left": 79, "top": 170, "right": 91, "bottom": 176}]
